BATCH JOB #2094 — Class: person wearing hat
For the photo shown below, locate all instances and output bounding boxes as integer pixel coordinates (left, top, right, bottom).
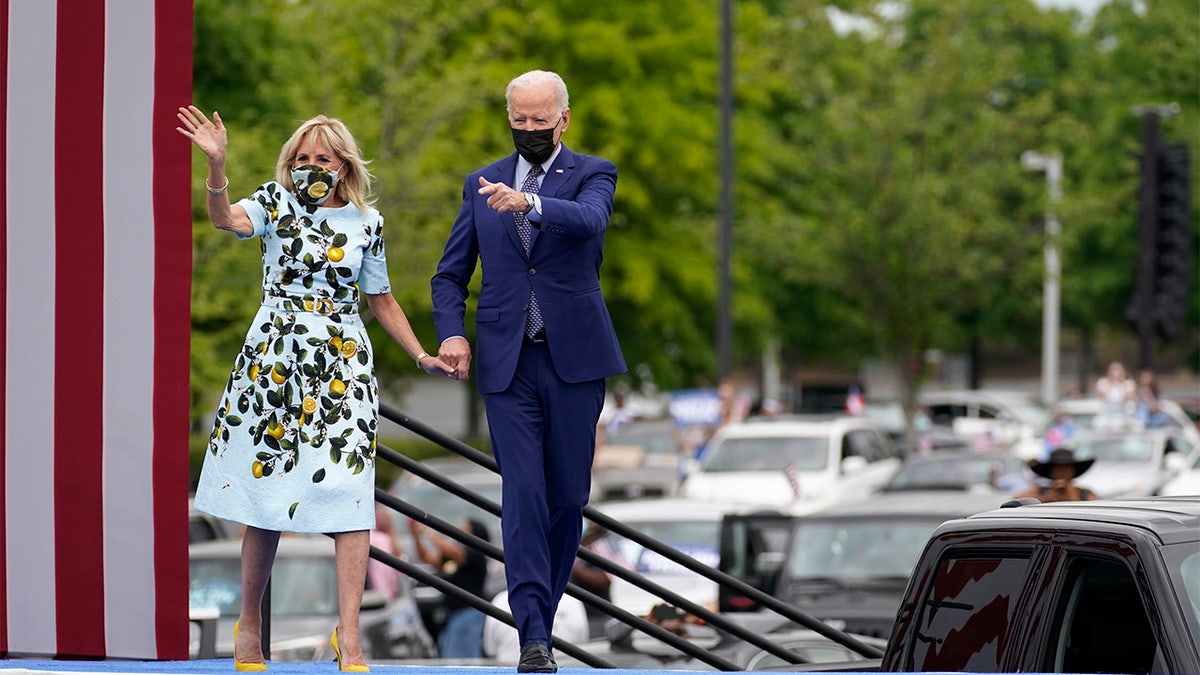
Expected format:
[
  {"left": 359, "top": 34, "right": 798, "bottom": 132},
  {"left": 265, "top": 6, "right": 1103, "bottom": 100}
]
[{"left": 1014, "top": 448, "right": 1097, "bottom": 503}]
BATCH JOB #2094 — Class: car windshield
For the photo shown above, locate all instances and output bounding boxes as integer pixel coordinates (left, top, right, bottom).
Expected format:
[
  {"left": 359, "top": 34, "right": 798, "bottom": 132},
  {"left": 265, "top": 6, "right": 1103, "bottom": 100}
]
[
  {"left": 610, "top": 426, "right": 678, "bottom": 456},
  {"left": 1069, "top": 436, "right": 1156, "bottom": 463},
  {"left": 885, "top": 455, "right": 1017, "bottom": 491},
  {"left": 787, "top": 519, "right": 943, "bottom": 581},
  {"left": 701, "top": 436, "right": 828, "bottom": 472},
  {"left": 190, "top": 555, "right": 338, "bottom": 617},
  {"left": 613, "top": 520, "right": 721, "bottom": 574},
  {"left": 394, "top": 477, "right": 503, "bottom": 531}
]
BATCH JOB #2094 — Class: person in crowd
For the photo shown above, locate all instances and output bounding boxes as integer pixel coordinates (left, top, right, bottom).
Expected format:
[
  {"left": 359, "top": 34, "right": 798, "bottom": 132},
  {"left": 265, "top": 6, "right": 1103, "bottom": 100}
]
[
  {"left": 569, "top": 524, "right": 632, "bottom": 638},
  {"left": 177, "top": 106, "right": 454, "bottom": 672},
  {"left": 1135, "top": 369, "right": 1172, "bottom": 429},
  {"left": 367, "top": 503, "right": 404, "bottom": 600},
  {"left": 1095, "top": 360, "right": 1136, "bottom": 414},
  {"left": 596, "top": 390, "right": 636, "bottom": 448},
  {"left": 1042, "top": 406, "right": 1079, "bottom": 461},
  {"left": 409, "top": 518, "right": 492, "bottom": 658},
  {"left": 431, "top": 70, "right": 625, "bottom": 673},
  {"left": 1013, "top": 448, "right": 1097, "bottom": 503}
]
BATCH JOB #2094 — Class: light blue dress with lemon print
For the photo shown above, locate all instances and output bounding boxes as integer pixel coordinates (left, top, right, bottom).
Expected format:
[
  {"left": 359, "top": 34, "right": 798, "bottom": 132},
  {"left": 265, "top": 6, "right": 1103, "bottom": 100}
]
[{"left": 194, "top": 181, "right": 389, "bottom": 533}]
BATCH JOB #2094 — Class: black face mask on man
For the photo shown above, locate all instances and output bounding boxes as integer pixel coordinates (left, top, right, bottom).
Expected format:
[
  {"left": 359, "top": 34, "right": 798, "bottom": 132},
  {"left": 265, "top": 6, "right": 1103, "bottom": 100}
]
[{"left": 511, "top": 117, "right": 561, "bottom": 165}]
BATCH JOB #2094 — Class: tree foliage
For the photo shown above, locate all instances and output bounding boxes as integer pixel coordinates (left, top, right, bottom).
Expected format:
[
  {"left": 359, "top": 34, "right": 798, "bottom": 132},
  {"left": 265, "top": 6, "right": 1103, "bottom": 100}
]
[{"left": 187, "top": 0, "right": 1198, "bottom": 433}]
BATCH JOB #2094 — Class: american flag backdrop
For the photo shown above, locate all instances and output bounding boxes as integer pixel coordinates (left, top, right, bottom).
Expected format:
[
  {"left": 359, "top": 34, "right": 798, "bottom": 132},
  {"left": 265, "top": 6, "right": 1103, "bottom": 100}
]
[{"left": 0, "top": 0, "right": 192, "bottom": 660}]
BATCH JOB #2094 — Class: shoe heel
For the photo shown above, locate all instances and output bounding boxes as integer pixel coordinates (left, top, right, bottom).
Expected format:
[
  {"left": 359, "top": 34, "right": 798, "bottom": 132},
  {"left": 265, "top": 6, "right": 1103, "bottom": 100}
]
[
  {"left": 331, "top": 627, "right": 370, "bottom": 673},
  {"left": 233, "top": 621, "right": 267, "bottom": 672}
]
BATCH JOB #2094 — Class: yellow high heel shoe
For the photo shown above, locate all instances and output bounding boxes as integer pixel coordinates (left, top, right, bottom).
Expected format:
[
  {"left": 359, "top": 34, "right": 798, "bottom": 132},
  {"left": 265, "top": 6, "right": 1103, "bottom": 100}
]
[
  {"left": 233, "top": 621, "right": 268, "bottom": 672},
  {"left": 331, "top": 627, "right": 370, "bottom": 673}
]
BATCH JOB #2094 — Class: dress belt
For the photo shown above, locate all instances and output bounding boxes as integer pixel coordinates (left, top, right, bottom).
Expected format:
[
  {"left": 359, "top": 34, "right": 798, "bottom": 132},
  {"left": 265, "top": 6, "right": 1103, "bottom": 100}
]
[{"left": 261, "top": 293, "right": 358, "bottom": 317}]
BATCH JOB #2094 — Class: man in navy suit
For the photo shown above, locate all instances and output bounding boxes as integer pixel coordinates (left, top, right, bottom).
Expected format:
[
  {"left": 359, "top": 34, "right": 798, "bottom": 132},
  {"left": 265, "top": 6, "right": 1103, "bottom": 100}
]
[{"left": 432, "top": 70, "right": 625, "bottom": 672}]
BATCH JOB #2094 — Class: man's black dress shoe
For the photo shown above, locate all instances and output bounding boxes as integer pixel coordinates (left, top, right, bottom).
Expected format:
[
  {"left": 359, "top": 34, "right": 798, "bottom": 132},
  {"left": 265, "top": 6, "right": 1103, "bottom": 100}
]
[{"left": 517, "top": 643, "right": 557, "bottom": 673}]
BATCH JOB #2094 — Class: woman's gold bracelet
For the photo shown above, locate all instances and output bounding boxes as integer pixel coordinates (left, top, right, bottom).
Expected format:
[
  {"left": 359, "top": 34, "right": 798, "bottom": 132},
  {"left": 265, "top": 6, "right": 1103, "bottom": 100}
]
[
  {"left": 415, "top": 352, "right": 429, "bottom": 368},
  {"left": 205, "top": 176, "right": 229, "bottom": 195}
]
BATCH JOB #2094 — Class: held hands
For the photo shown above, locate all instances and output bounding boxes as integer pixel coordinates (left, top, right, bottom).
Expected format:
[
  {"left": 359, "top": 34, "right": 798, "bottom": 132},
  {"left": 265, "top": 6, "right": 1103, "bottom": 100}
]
[
  {"left": 438, "top": 337, "right": 472, "bottom": 382},
  {"left": 478, "top": 176, "right": 530, "bottom": 214},
  {"left": 417, "top": 353, "right": 459, "bottom": 379},
  {"left": 175, "top": 105, "right": 227, "bottom": 163}
]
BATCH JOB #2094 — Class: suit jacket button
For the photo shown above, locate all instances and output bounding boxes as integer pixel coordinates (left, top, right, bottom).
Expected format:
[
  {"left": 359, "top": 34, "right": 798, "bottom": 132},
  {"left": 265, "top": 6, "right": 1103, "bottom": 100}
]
[{"left": 529, "top": 268, "right": 536, "bottom": 275}]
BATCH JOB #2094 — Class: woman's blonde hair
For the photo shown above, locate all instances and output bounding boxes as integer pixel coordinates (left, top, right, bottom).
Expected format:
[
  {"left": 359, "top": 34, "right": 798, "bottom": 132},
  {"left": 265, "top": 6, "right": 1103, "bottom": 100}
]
[{"left": 275, "top": 115, "right": 374, "bottom": 212}]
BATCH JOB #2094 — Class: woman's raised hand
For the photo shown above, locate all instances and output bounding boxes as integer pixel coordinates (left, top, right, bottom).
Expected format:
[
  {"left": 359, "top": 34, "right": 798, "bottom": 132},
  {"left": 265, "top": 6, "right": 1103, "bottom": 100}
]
[{"left": 175, "top": 105, "right": 227, "bottom": 163}]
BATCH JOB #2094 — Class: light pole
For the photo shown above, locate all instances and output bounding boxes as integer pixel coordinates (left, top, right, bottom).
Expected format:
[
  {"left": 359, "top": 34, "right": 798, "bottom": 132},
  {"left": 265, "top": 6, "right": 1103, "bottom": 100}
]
[{"left": 1022, "top": 150, "right": 1062, "bottom": 406}]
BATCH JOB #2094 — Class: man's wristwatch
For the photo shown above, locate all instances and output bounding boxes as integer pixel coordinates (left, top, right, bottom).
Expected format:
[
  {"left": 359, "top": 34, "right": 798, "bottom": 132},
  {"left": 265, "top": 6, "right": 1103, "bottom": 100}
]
[{"left": 522, "top": 193, "right": 535, "bottom": 215}]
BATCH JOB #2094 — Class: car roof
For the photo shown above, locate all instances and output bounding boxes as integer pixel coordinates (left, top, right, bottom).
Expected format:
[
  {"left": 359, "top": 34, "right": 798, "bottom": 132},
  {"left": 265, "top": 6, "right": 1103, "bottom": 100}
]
[
  {"left": 190, "top": 534, "right": 336, "bottom": 558},
  {"left": 959, "top": 496, "right": 1200, "bottom": 545},
  {"left": 712, "top": 415, "right": 881, "bottom": 439},
  {"left": 593, "top": 497, "right": 787, "bottom": 521},
  {"left": 802, "top": 490, "right": 1010, "bottom": 520}
]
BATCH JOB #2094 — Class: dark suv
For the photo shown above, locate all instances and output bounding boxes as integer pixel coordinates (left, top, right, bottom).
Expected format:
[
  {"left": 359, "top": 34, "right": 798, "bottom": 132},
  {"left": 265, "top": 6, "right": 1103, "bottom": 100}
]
[{"left": 882, "top": 497, "right": 1200, "bottom": 673}]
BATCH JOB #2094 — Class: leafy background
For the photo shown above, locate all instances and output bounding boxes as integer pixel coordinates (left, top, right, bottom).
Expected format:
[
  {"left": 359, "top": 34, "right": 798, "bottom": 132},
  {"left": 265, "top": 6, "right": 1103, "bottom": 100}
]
[{"left": 187, "top": 0, "right": 1198, "bottom": 480}]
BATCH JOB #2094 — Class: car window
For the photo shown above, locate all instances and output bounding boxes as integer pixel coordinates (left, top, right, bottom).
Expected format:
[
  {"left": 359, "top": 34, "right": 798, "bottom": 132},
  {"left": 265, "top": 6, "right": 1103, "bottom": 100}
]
[
  {"left": 928, "top": 404, "right": 967, "bottom": 426},
  {"left": 190, "top": 555, "right": 339, "bottom": 617},
  {"left": 843, "top": 430, "right": 882, "bottom": 462},
  {"left": 614, "top": 520, "right": 721, "bottom": 574},
  {"left": 701, "top": 436, "right": 828, "bottom": 472},
  {"left": 907, "top": 554, "right": 1032, "bottom": 671},
  {"left": 1044, "top": 557, "right": 1160, "bottom": 674},
  {"left": 1071, "top": 436, "right": 1155, "bottom": 462},
  {"left": 788, "top": 519, "right": 942, "bottom": 581}
]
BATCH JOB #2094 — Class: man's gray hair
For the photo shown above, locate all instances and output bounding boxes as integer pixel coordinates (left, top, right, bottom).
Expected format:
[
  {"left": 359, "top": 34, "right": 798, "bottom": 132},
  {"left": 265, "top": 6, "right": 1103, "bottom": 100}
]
[{"left": 506, "top": 70, "right": 570, "bottom": 114}]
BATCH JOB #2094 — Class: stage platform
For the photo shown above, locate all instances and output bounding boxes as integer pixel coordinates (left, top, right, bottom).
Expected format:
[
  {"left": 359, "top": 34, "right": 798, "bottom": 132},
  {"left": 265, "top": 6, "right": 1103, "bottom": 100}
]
[{"left": 0, "top": 661, "right": 892, "bottom": 675}]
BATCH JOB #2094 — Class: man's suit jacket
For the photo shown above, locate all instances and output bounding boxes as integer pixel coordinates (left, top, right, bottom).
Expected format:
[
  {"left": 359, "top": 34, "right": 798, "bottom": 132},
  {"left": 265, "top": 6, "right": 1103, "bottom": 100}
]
[{"left": 432, "top": 145, "right": 626, "bottom": 394}]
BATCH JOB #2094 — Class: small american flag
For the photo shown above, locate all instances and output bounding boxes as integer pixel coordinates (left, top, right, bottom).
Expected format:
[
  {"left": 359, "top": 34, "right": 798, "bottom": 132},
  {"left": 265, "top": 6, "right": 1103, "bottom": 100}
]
[
  {"left": 845, "top": 385, "right": 866, "bottom": 416},
  {"left": 784, "top": 462, "right": 801, "bottom": 500}
]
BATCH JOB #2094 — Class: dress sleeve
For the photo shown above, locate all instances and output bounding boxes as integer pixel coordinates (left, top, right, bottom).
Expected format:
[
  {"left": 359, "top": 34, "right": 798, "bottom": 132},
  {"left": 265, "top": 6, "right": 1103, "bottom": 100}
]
[
  {"left": 358, "top": 210, "right": 391, "bottom": 295},
  {"left": 232, "top": 182, "right": 284, "bottom": 240}
]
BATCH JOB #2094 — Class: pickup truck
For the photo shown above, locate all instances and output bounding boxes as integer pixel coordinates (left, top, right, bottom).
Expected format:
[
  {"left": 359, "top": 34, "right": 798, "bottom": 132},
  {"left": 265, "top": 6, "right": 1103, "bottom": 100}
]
[{"left": 882, "top": 496, "right": 1200, "bottom": 673}]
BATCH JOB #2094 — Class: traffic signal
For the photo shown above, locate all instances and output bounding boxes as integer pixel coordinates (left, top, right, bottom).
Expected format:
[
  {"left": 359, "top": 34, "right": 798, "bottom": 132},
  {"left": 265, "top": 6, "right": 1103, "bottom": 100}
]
[{"left": 1154, "top": 144, "right": 1191, "bottom": 339}]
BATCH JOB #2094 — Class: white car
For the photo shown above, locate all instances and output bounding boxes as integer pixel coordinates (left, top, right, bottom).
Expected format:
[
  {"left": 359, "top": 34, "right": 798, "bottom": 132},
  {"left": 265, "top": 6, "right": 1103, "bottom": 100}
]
[
  {"left": 919, "top": 389, "right": 1053, "bottom": 459},
  {"left": 1054, "top": 396, "right": 1200, "bottom": 448},
  {"left": 1158, "top": 447, "right": 1200, "bottom": 496},
  {"left": 680, "top": 415, "right": 900, "bottom": 511},
  {"left": 1062, "top": 429, "right": 1196, "bottom": 499},
  {"left": 590, "top": 497, "right": 784, "bottom": 617}
]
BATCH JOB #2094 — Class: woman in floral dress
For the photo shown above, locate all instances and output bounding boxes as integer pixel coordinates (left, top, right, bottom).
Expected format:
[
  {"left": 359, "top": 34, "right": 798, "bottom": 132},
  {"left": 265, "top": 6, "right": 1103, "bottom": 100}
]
[{"left": 177, "top": 105, "right": 454, "bottom": 672}]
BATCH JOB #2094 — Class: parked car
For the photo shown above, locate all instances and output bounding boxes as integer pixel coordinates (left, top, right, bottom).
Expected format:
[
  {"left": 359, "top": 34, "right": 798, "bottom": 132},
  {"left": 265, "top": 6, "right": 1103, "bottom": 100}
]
[
  {"left": 1054, "top": 395, "right": 1200, "bottom": 447},
  {"left": 188, "top": 497, "right": 239, "bottom": 543},
  {"left": 680, "top": 415, "right": 900, "bottom": 510},
  {"left": 880, "top": 450, "right": 1032, "bottom": 494},
  {"left": 882, "top": 497, "right": 1200, "bottom": 673},
  {"left": 593, "top": 418, "right": 683, "bottom": 501},
  {"left": 1160, "top": 447, "right": 1200, "bottom": 496},
  {"left": 919, "top": 389, "right": 1051, "bottom": 459},
  {"left": 591, "top": 497, "right": 786, "bottom": 618},
  {"left": 758, "top": 491, "right": 1007, "bottom": 640},
  {"left": 861, "top": 401, "right": 965, "bottom": 455},
  {"left": 188, "top": 535, "right": 436, "bottom": 661},
  {"left": 1059, "top": 428, "right": 1194, "bottom": 498}
]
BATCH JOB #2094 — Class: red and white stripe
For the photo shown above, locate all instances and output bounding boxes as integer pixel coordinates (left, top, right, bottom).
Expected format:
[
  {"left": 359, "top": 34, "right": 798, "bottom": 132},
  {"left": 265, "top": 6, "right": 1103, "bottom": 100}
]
[{"left": 1, "top": 0, "right": 192, "bottom": 659}]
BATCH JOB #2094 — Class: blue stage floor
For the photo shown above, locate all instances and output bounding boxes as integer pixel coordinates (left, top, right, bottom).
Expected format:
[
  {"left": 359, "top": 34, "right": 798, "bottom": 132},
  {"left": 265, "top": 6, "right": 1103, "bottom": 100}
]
[{"left": 0, "top": 660, "right": 893, "bottom": 675}]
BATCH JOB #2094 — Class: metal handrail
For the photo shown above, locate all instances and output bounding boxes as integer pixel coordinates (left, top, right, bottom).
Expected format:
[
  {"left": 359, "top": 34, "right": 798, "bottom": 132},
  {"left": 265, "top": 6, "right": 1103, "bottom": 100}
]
[
  {"left": 378, "top": 402, "right": 884, "bottom": 662},
  {"left": 380, "top": 433, "right": 797, "bottom": 665},
  {"left": 377, "top": 448, "right": 741, "bottom": 670}
]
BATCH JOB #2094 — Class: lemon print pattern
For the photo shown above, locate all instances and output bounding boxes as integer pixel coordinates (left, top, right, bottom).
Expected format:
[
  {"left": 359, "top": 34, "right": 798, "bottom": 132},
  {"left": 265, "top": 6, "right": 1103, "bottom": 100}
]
[{"left": 194, "top": 180, "right": 392, "bottom": 534}]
